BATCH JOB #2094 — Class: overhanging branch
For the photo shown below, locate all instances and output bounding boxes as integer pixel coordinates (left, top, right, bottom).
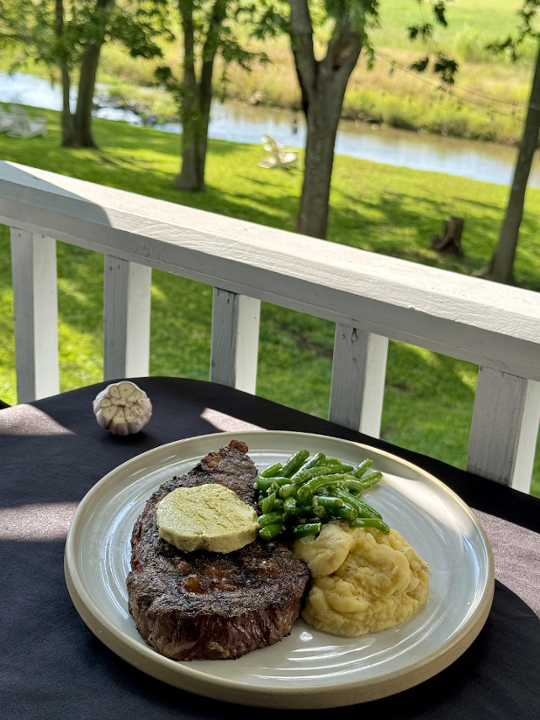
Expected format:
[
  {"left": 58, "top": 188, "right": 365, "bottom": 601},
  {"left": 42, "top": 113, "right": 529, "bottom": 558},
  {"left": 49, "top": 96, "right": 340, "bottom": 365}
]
[{"left": 288, "top": 0, "right": 316, "bottom": 98}]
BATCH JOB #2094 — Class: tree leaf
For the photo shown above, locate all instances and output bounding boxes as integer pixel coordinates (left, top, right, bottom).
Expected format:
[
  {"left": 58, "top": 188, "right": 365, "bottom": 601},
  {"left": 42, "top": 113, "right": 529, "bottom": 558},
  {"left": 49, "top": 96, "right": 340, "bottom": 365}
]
[{"left": 409, "top": 55, "right": 430, "bottom": 73}]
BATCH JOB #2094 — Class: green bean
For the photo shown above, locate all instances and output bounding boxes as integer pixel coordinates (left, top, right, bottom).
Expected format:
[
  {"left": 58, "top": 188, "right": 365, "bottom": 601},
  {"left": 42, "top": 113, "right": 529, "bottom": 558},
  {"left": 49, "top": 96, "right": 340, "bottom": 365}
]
[
  {"left": 279, "top": 483, "right": 298, "bottom": 499},
  {"left": 292, "top": 523, "right": 321, "bottom": 539},
  {"left": 355, "top": 498, "right": 382, "bottom": 519},
  {"left": 332, "top": 502, "right": 357, "bottom": 523},
  {"left": 260, "top": 462, "right": 283, "bottom": 478},
  {"left": 259, "top": 497, "right": 283, "bottom": 513},
  {"left": 300, "top": 452, "right": 326, "bottom": 471},
  {"left": 255, "top": 475, "right": 295, "bottom": 492},
  {"left": 259, "top": 523, "right": 285, "bottom": 539},
  {"left": 320, "top": 464, "right": 354, "bottom": 474},
  {"left": 358, "top": 471, "right": 383, "bottom": 490},
  {"left": 254, "top": 476, "right": 275, "bottom": 491},
  {"left": 354, "top": 458, "right": 374, "bottom": 478},
  {"left": 315, "top": 495, "right": 344, "bottom": 510},
  {"left": 352, "top": 517, "right": 390, "bottom": 534},
  {"left": 334, "top": 488, "right": 382, "bottom": 519},
  {"left": 281, "top": 450, "right": 310, "bottom": 478},
  {"left": 323, "top": 458, "right": 354, "bottom": 472},
  {"left": 258, "top": 494, "right": 283, "bottom": 510},
  {"left": 283, "top": 497, "right": 297, "bottom": 516},
  {"left": 297, "top": 472, "right": 353, "bottom": 498},
  {"left": 274, "top": 476, "right": 298, "bottom": 486},
  {"left": 343, "top": 473, "right": 382, "bottom": 494},
  {"left": 255, "top": 451, "right": 383, "bottom": 540},
  {"left": 294, "top": 507, "right": 314, "bottom": 522},
  {"left": 342, "top": 479, "right": 365, "bottom": 494},
  {"left": 257, "top": 511, "right": 286, "bottom": 528},
  {"left": 291, "top": 465, "right": 337, "bottom": 485},
  {"left": 320, "top": 457, "right": 355, "bottom": 470},
  {"left": 260, "top": 492, "right": 277, "bottom": 514}
]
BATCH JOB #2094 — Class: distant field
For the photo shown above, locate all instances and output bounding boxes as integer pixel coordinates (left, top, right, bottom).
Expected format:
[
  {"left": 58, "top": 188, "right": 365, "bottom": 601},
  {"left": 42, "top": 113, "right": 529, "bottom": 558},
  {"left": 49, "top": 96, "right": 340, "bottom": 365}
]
[
  {"left": 374, "top": 0, "right": 525, "bottom": 48},
  {"left": 0, "top": 110, "right": 539, "bottom": 496}
]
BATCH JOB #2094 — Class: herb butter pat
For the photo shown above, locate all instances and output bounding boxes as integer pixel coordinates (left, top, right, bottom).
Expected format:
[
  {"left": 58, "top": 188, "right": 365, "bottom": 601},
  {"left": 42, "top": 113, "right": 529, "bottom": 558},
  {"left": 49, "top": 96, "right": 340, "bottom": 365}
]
[{"left": 156, "top": 484, "right": 259, "bottom": 553}]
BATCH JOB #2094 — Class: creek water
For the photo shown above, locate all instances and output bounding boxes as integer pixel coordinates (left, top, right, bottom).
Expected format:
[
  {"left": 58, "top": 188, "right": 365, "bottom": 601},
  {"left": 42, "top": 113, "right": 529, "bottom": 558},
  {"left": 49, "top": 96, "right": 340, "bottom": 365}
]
[{"left": 1, "top": 70, "right": 539, "bottom": 188}]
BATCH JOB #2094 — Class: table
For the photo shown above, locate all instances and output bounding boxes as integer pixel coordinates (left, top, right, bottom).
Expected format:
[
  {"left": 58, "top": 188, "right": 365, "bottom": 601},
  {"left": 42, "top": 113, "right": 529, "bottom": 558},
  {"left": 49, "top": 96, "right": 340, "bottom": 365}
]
[{"left": 1, "top": 377, "right": 539, "bottom": 719}]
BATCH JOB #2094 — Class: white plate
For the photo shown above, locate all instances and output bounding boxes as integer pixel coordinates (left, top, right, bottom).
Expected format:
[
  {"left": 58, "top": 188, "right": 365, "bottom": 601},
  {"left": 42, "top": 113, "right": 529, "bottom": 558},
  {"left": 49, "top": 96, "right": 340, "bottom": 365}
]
[{"left": 65, "top": 431, "right": 494, "bottom": 709}]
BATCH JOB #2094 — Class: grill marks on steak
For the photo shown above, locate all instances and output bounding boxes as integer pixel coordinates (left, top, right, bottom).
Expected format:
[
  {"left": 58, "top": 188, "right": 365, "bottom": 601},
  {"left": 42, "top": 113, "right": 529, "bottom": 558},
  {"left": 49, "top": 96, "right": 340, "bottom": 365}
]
[{"left": 127, "top": 440, "right": 310, "bottom": 660}]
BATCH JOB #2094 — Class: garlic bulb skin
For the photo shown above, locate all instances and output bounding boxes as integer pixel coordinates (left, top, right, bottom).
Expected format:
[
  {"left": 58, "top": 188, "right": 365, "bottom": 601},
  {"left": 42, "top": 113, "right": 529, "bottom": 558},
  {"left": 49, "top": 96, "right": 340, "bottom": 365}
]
[{"left": 93, "top": 381, "right": 152, "bottom": 436}]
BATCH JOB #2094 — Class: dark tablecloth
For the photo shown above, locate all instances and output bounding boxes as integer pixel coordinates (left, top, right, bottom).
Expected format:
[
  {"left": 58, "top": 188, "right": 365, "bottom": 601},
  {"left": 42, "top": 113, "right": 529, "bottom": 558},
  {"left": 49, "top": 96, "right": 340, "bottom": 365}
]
[{"left": 1, "top": 377, "right": 539, "bottom": 719}]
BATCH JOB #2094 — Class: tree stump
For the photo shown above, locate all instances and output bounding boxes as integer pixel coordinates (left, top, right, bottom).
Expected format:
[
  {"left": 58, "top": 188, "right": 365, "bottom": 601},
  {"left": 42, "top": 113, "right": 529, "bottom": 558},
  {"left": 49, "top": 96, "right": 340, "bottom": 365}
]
[{"left": 430, "top": 216, "right": 465, "bottom": 256}]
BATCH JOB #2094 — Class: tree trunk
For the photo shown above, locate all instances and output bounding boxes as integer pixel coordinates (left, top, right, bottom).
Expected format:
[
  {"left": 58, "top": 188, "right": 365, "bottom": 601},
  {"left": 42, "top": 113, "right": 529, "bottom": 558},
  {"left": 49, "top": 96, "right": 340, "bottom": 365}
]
[
  {"left": 480, "top": 40, "right": 540, "bottom": 284},
  {"left": 297, "top": 92, "right": 343, "bottom": 237},
  {"left": 60, "top": 66, "right": 75, "bottom": 146},
  {"left": 55, "top": 0, "right": 75, "bottom": 147},
  {"left": 175, "top": 97, "right": 210, "bottom": 191},
  {"left": 288, "top": 1, "right": 362, "bottom": 238},
  {"left": 175, "top": 0, "right": 224, "bottom": 191},
  {"left": 73, "top": 42, "right": 102, "bottom": 148},
  {"left": 71, "top": 0, "right": 114, "bottom": 148},
  {"left": 175, "top": 0, "right": 200, "bottom": 189},
  {"left": 175, "top": 82, "right": 212, "bottom": 191}
]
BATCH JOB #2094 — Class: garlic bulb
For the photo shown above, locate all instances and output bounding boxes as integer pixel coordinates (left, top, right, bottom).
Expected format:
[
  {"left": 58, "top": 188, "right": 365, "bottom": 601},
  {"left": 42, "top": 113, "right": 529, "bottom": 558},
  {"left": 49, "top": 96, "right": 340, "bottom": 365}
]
[{"left": 93, "top": 381, "right": 152, "bottom": 436}]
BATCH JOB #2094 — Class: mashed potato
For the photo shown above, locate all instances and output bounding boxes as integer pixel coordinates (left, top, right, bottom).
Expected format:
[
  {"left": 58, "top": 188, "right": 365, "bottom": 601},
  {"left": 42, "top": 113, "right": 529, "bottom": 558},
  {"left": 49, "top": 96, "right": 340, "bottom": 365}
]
[{"left": 293, "top": 522, "right": 429, "bottom": 637}]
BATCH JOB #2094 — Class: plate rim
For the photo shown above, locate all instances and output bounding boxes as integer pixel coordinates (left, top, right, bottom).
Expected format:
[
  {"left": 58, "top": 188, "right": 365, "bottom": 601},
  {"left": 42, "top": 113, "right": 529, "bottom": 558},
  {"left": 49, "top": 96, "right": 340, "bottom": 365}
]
[{"left": 64, "top": 430, "right": 495, "bottom": 708}]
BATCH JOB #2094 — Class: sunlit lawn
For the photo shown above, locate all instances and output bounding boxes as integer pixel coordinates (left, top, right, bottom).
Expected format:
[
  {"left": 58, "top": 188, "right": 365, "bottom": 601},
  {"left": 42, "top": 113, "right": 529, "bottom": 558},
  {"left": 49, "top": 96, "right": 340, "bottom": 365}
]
[{"left": 1, "top": 108, "right": 539, "bottom": 496}]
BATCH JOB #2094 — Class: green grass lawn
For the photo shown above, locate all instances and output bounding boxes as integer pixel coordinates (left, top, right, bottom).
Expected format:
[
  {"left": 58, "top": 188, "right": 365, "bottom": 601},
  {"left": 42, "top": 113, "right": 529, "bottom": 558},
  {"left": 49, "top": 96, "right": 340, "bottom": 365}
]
[{"left": 1, "top": 109, "right": 539, "bottom": 496}]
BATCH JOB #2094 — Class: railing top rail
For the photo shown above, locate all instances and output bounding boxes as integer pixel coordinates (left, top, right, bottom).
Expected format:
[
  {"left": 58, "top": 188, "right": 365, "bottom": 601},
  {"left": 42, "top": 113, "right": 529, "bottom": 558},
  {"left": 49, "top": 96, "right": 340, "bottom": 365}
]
[{"left": 1, "top": 160, "right": 540, "bottom": 380}]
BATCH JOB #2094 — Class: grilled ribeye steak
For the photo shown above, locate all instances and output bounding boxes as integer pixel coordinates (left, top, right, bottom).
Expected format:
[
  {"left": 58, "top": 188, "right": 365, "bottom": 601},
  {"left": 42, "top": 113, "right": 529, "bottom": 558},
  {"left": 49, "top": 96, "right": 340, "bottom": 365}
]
[{"left": 127, "top": 439, "right": 310, "bottom": 660}]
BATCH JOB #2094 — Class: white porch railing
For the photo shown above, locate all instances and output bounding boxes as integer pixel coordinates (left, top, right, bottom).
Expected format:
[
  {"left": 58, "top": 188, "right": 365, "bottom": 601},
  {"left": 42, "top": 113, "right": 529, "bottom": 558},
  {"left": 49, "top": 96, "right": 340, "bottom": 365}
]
[{"left": 1, "top": 160, "right": 540, "bottom": 493}]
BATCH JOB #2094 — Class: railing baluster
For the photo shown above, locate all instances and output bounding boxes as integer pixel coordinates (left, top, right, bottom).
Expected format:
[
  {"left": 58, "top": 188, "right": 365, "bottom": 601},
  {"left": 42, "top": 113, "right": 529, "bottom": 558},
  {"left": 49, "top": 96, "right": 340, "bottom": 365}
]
[
  {"left": 210, "top": 288, "right": 260, "bottom": 393},
  {"left": 467, "top": 366, "right": 540, "bottom": 492},
  {"left": 10, "top": 229, "right": 59, "bottom": 402},
  {"left": 329, "top": 324, "right": 388, "bottom": 436},
  {"left": 103, "top": 256, "right": 152, "bottom": 381}
]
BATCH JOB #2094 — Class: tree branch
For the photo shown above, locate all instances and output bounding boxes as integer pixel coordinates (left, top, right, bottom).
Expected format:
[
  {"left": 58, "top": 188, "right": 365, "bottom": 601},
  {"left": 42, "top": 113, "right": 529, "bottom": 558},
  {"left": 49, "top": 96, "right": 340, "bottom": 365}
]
[
  {"left": 202, "top": 0, "right": 227, "bottom": 65},
  {"left": 178, "top": 0, "right": 197, "bottom": 90},
  {"left": 322, "top": 16, "right": 363, "bottom": 82},
  {"left": 0, "top": 32, "right": 34, "bottom": 44},
  {"left": 200, "top": 0, "right": 227, "bottom": 115},
  {"left": 288, "top": 0, "right": 317, "bottom": 99}
]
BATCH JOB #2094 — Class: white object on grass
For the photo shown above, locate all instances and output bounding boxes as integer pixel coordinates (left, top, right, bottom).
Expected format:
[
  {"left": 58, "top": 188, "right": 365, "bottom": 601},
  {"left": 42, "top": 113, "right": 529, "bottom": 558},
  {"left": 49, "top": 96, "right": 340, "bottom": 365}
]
[
  {"left": 257, "top": 135, "right": 298, "bottom": 169},
  {"left": 0, "top": 106, "right": 13, "bottom": 133},
  {"left": 7, "top": 105, "right": 47, "bottom": 139}
]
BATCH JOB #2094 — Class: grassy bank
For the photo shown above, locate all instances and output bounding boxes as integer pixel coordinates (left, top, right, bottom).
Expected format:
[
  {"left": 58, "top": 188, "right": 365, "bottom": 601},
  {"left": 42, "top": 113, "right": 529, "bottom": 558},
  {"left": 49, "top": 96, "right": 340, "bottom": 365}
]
[
  {"left": 96, "top": 0, "right": 537, "bottom": 144},
  {"left": 0, "top": 109, "right": 539, "bottom": 496},
  {"left": 0, "top": 0, "right": 535, "bottom": 145}
]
